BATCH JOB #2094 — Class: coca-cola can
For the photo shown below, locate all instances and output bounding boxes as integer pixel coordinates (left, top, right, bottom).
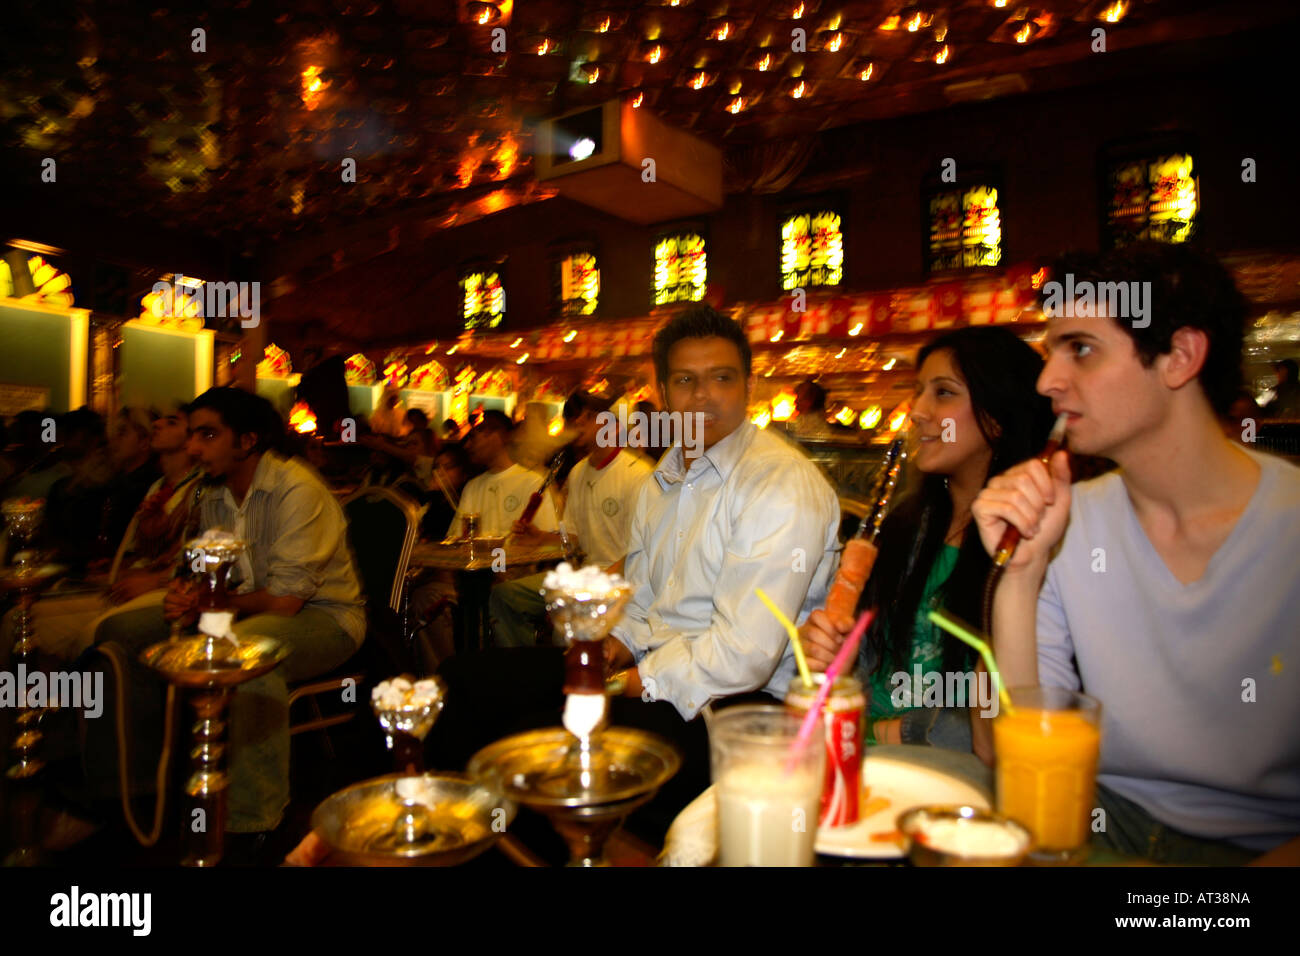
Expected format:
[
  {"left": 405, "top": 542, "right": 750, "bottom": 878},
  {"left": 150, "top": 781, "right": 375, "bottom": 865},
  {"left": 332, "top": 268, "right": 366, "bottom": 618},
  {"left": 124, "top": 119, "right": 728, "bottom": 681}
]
[{"left": 785, "top": 674, "right": 867, "bottom": 827}]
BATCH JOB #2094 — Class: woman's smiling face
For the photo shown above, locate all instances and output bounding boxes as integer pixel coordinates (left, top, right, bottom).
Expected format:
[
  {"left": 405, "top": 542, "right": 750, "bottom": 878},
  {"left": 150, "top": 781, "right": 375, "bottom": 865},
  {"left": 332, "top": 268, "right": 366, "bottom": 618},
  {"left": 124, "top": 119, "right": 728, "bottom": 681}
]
[{"left": 909, "top": 348, "right": 993, "bottom": 479}]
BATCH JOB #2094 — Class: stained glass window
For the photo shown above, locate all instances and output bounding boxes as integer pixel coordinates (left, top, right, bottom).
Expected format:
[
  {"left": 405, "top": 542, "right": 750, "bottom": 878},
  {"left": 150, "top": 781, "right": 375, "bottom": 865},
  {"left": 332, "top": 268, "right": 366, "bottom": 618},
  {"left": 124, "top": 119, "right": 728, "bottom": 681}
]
[
  {"left": 653, "top": 233, "right": 707, "bottom": 306},
  {"left": 461, "top": 268, "right": 505, "bottom": 330},
  {"left": 781, "top": 210, "right": 843, "bottom": 291},
  {"left": 1106, "top": 153, "right": 1198, "bottom": 247},
  {"left": 927, "top": 185, "right": 1002, "bottom": 273},
  {"left": 556, "top": 251, "right": 599, "bottom": 316}
]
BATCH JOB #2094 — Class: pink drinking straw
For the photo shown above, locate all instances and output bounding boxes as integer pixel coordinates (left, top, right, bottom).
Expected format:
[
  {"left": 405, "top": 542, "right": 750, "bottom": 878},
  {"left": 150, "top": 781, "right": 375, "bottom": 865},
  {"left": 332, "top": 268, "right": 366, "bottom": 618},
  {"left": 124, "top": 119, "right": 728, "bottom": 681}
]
[{"left": 785, "top": 609, "right": 874, "bottom": 773}]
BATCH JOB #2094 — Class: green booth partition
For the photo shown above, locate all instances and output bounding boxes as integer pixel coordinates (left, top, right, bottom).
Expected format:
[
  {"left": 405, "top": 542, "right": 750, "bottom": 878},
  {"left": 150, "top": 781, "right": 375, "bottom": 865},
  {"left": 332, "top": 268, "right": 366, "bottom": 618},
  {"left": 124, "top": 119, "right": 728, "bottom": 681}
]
[
  {"left": 118, "top": 321, "right": 214, "bottom": 411},
  {"left": 0, "top": 298, "right": 89, "bottom": 414}
]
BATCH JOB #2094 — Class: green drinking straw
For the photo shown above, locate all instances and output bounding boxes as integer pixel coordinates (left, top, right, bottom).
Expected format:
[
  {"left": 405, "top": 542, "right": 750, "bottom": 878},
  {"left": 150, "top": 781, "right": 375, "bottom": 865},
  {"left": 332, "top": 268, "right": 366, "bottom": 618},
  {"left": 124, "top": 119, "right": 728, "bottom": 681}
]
[{"left": 927, "top": 609, "right": 1014, "bottom": 714}]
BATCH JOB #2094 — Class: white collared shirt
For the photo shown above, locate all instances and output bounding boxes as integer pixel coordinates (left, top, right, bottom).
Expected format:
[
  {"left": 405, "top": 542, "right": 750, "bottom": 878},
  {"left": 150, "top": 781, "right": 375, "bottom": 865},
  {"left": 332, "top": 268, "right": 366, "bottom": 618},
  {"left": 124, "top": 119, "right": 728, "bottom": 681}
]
[
  {"left": 611, "top": 422, "right": 841, "bottom": 719},
  {"left": 447, "top": 462, "right": 559, "bottom": 539}
]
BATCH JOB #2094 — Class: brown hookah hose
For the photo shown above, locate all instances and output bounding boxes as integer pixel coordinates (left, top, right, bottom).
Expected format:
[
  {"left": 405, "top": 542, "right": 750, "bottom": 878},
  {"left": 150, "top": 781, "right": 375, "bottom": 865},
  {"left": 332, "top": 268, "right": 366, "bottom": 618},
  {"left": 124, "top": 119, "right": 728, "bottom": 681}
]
[
  {"left": 98, "top": 642, "right": 179, "bottom": 847},
  {"left": 981, "top": 564, "right": 1004, "bottom": 640}
]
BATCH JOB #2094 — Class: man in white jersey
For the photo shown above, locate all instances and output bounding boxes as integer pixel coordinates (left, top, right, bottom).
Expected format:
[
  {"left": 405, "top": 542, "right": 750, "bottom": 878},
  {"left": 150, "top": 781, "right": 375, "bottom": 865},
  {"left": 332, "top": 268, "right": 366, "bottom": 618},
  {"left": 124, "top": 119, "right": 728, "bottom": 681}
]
[
  {"left": 488, "top": 390, "right": 652, "bottom": 647},
  {"left": 970, "top": 242, "right": 1300, "bottom": 864},
  {"left": 447, "top": 410, "right": 558, "bottom": 539}
]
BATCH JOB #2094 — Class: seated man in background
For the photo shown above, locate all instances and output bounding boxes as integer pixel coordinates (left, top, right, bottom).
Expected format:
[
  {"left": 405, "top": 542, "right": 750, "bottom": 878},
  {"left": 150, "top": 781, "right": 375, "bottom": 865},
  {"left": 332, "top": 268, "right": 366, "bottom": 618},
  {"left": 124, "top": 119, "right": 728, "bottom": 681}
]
[
  {"left": 407, "top": 442, "right": 473, "bottom": 672},
  {"left": 446, "top": 410, "right": 558, "bottom": 538},
  {"left": 970, "top": 242, "right": 1300, "bottom": 864},
  {"left": 488, "top": 389, "right": 653, "bottom": 648},
  {"left": 87, "top": 386, "right": 365, "bottom": 834},
  {"left": 42, "top": 409, "right": 114, "bottom": 569},
  {"left": 0, "top": 403, "right": 201, "bottom": 667}
]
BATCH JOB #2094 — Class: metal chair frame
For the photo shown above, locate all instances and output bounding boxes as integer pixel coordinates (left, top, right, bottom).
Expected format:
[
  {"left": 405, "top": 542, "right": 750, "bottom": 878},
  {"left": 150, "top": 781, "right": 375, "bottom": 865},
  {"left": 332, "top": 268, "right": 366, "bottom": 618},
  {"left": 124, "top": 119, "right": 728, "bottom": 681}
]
[{"left": 288, "top": 485, "right": 421, "bottom": 738}]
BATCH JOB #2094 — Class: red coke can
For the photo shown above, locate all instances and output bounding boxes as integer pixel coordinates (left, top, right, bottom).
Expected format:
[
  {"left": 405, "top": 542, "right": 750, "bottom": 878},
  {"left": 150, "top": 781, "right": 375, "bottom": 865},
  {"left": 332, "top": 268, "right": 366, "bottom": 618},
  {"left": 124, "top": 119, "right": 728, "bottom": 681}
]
[{"left": 785, "top": 674, "right": 867, "bottom": 827}]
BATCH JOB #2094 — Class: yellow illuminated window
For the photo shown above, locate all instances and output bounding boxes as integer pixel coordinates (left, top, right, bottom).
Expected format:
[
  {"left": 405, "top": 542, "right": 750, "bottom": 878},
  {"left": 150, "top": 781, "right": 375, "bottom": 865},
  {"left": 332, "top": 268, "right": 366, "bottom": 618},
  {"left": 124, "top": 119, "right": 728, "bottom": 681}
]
[
  {"left": 928, "top": 185, "right": 1002, "bottom": 272},
  {"left": 461, "top": 269, "right": 505, "bottom": 329},
  {"left": 653, "top": 233, "right": 707, "bottom": 306},
  {"left": 1107, "top": 153, "right": 1198, "bottom": 246},
  {"left": 781, "top": 211, "right": 843, "bottom": 291},
  {"left": 558, "top": 251, "right": 600, "bottom": 316}
]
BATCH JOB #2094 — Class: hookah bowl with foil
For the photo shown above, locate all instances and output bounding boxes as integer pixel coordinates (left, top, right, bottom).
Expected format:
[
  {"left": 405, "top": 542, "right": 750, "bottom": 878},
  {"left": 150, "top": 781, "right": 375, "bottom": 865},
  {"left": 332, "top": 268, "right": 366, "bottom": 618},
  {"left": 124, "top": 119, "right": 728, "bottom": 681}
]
[
  {"left": 371, "top": 676, "right": 447, "bottom": 774},
  {"left": 543, "top": 576, "right": 632, "bottom": 698},
  {"left": 183, "top": 533, "right": 248, "bottom": 653},
  {"left": 2, "top": 497, "right": 45, "bottom": 574}
]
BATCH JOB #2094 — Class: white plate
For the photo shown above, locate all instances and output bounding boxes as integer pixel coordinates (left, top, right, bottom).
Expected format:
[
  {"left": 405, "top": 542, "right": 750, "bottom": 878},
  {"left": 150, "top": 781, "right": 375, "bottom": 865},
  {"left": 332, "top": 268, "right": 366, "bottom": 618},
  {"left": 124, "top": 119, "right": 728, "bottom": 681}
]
[{"left": 814, "top": 755, "right": 990, "bottom": 859}]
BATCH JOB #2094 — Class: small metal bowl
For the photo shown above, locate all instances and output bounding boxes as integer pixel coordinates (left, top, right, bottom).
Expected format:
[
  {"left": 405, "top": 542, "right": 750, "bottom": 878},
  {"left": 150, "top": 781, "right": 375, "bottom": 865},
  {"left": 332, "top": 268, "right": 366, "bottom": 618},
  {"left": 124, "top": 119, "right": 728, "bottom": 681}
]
[
  {"left": 312, "top": 772, "right": 516, "bottom": 866},
  {"left": 897, "top": 805, "right": 1033, "bottom": 867}
]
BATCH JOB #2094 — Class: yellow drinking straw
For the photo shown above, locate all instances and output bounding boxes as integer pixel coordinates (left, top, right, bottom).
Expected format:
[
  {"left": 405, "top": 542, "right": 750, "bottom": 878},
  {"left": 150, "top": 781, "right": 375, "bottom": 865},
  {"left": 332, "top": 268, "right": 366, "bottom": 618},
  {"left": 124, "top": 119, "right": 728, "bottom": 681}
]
[
  {"left": 755, "top": 587, "right": 814, "bottom": 689},
  {"left": 927, "top": 609, "right": 1014, "bottom": 714}
]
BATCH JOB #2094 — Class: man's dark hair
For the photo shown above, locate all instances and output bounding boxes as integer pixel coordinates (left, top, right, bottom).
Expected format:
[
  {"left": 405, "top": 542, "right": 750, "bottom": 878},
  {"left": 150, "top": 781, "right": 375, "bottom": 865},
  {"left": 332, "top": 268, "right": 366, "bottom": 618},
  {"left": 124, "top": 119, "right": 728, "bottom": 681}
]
[
  {"left": 436, "top": 442, "right": 471, "bottom": 475},
  {"left": 562, "top": 389, "right": 616, "bottom": 422},
  {"left": 59, "top": 408, "right": 106, "bottom": 447},
  {"left": 406, "top": 408, "right": 429, "bottom": 429},
  {"left": 471, "top": 408, "right": 513, "bottom": 437},
  {"left": 652, "top": 305, "right": 752, "bottom": 388},
  {"left": 1277, "top": 358, "right": 1298, "bottom": 381},
  {"left": 186, "top": 386, "right": 285, "bottom": 454},
  {"left": 1042, "top": 242, "right": 1248, "bottom": 415},
  {"left": 798, "top": 380, "right": 827, "bottom": 411}
]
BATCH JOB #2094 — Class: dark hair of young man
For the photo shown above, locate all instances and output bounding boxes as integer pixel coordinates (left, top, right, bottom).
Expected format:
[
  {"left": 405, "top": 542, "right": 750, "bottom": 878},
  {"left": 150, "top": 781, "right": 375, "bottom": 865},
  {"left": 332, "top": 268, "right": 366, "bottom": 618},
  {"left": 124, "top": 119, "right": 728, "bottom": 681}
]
[
  {"left": 186, "top": 386, "right": 285, "bottom": 454},
  {"left": 472, "top": 408, "right": 514, "bottom": 437},
  {"left": 1042, "top": 241, "right": 1248, "bottom": 416},
  {"left": 652, "top": 305, "right": 753, "bottom": 388},
  {"left": 562, "top": 389, "right": 616, "bottom": 422},
  {"left": 406, "top": 408, "right": 429, "bottom": 429}
]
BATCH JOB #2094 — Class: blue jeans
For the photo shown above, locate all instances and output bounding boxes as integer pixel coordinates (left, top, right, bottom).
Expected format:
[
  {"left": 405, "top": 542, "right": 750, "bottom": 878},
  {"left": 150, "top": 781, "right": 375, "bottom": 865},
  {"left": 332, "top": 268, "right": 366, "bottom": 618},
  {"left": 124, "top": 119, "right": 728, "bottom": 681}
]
[
  {"left": 1091, "top": 783, "right": 1257, "bottom": 865},
  {"left": 487, "top": 572, "right": 555, "bottom": 649},
  {"left": 87, "top": 605, "right": 360, "bottom": 832}
]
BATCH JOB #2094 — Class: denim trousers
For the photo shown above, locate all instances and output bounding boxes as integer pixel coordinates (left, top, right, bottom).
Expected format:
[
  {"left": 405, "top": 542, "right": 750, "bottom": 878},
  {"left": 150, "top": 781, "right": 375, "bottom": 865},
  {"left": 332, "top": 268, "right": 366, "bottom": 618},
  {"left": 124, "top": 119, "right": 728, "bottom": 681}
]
[
  {"left": 86, "top": 604, "right": 359, "bottom": 832},
  {"left": 1091, "top": 782, "right": 1258, "bottom": 865},
  {"left": 487, "top": 572, "right": 556, "bottom": 649}
]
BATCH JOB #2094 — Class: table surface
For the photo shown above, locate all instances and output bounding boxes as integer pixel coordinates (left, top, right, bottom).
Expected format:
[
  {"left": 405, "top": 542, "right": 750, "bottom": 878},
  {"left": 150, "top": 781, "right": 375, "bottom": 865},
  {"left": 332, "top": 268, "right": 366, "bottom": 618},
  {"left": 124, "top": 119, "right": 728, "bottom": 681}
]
[{"left": 410, "top": 539, "right": 567, "bottom": 571}]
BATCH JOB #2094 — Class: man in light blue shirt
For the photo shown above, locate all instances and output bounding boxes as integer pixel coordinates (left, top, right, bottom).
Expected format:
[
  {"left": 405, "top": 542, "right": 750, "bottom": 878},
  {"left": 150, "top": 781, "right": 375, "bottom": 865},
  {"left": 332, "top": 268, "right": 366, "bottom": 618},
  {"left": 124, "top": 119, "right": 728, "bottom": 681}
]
[
  {"left": 972, "top": 242, "right": 1300, "bottom": 864},
  {"left": 605, "top": 307, "right": 841, "bottom": 719}
]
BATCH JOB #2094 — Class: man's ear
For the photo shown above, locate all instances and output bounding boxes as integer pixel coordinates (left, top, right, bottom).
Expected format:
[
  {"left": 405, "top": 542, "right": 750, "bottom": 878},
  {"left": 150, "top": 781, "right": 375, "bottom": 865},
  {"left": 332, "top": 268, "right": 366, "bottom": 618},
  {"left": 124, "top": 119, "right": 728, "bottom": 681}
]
[
  {"left": 1160, "top": 327, "right": 1209, "bottom": 391},
  {"left": 238, "top": 431, "right": 259, "bottom": 455}
]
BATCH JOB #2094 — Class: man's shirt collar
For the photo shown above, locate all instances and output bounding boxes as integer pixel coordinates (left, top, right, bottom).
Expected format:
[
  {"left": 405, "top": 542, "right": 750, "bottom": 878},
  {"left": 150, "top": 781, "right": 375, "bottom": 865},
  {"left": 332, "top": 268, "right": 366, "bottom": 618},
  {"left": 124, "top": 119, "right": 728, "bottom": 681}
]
[{"left": 654, "top": 421, "right": 755, "bottom": 489}]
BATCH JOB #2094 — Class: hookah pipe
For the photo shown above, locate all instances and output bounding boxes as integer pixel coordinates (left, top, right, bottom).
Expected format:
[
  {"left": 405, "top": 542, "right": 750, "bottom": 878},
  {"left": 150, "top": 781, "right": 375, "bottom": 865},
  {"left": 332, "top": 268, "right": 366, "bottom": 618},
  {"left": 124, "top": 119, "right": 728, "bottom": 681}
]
[
  {"left": 823, "top": 435, "right": 906, "bottom": 629},
  {"left": 102, "top": 478, "right": 213, "bottom": 847},
  {"left": 980, "top": 413, "right": 1070, "bottom": 636}
]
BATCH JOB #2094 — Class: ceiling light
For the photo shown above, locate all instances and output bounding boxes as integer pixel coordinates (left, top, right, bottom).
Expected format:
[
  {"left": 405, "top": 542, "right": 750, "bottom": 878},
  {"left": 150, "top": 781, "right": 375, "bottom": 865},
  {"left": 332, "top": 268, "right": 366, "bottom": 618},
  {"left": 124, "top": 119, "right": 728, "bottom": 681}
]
[{"left": 466, "top": 2, "right": 502, "bottom": 26}]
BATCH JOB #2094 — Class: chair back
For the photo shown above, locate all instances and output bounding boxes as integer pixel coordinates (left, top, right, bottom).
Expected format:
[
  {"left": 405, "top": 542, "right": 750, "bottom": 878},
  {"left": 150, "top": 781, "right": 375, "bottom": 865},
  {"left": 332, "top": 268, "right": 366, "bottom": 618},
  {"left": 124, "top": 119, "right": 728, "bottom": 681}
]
[{"left": 341, "top": 486, "right": 420, "bottom": 615}]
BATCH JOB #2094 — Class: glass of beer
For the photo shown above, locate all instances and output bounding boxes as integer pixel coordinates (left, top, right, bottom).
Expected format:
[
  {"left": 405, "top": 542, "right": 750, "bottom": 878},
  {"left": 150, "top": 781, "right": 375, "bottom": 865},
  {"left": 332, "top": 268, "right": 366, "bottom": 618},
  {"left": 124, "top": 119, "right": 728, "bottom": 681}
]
[
  {"left": 711, "top": 704, "right": 825, "bottom": 867},
  {"left": 994, "top": 687, "right": 1101, "bottom": 865}
]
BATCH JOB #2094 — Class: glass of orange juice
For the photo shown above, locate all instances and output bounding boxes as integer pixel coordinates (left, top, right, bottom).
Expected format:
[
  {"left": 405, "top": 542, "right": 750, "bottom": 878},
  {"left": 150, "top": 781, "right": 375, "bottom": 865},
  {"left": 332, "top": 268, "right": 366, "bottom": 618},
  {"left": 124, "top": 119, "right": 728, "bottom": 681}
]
[{"left": 993, "top": 687, "right": 1101, "bottom": 865}]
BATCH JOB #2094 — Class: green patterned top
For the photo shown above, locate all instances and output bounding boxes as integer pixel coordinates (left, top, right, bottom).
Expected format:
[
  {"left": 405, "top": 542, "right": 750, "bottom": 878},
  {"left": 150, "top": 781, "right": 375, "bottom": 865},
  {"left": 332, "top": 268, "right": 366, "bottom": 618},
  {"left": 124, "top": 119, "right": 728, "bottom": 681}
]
[{"left": 866, "top": 543, "right": 962, "bottom": 742}]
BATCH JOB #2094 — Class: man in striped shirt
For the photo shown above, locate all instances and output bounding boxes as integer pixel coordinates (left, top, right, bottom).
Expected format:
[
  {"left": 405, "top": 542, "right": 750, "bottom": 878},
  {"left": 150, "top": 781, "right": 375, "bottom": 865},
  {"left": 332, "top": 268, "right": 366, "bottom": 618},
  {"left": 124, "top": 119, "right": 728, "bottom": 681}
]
[{"left": 89, "top": 387, "right": 364, "bottom": 834}]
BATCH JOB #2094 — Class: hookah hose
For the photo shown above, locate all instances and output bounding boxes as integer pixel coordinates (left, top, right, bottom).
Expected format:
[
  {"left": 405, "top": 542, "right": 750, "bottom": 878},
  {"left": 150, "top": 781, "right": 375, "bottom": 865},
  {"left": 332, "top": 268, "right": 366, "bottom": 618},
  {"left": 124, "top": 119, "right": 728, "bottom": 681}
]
[
  {"left": 981, "top": 563, "right": 1004, "bottom": 640},
  {"left": 96, "top": 641, "right": 180, "bottom": 847}
]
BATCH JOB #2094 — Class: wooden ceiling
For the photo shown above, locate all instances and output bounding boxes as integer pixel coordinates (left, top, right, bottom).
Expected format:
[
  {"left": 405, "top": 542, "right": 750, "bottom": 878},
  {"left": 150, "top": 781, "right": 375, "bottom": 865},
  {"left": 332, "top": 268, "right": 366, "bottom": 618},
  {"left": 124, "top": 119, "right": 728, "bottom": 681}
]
[{"left": 0, "top": 0, "right": 1290, "bottom": 246}]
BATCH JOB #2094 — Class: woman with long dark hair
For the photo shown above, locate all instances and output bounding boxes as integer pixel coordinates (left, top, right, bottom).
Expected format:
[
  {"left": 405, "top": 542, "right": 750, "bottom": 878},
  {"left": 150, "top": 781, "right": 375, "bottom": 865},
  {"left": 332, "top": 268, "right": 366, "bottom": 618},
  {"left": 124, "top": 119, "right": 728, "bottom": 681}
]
[{"left": 803, "top": 326, "right": 1055, "bottom": 751}]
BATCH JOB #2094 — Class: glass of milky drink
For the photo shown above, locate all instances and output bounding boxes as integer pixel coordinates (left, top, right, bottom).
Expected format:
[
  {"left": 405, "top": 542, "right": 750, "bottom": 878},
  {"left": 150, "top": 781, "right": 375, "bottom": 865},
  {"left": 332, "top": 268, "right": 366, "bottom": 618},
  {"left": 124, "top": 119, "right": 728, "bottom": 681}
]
[{"left": 711, "top": 704, "right": 825, "bottom": 867}]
